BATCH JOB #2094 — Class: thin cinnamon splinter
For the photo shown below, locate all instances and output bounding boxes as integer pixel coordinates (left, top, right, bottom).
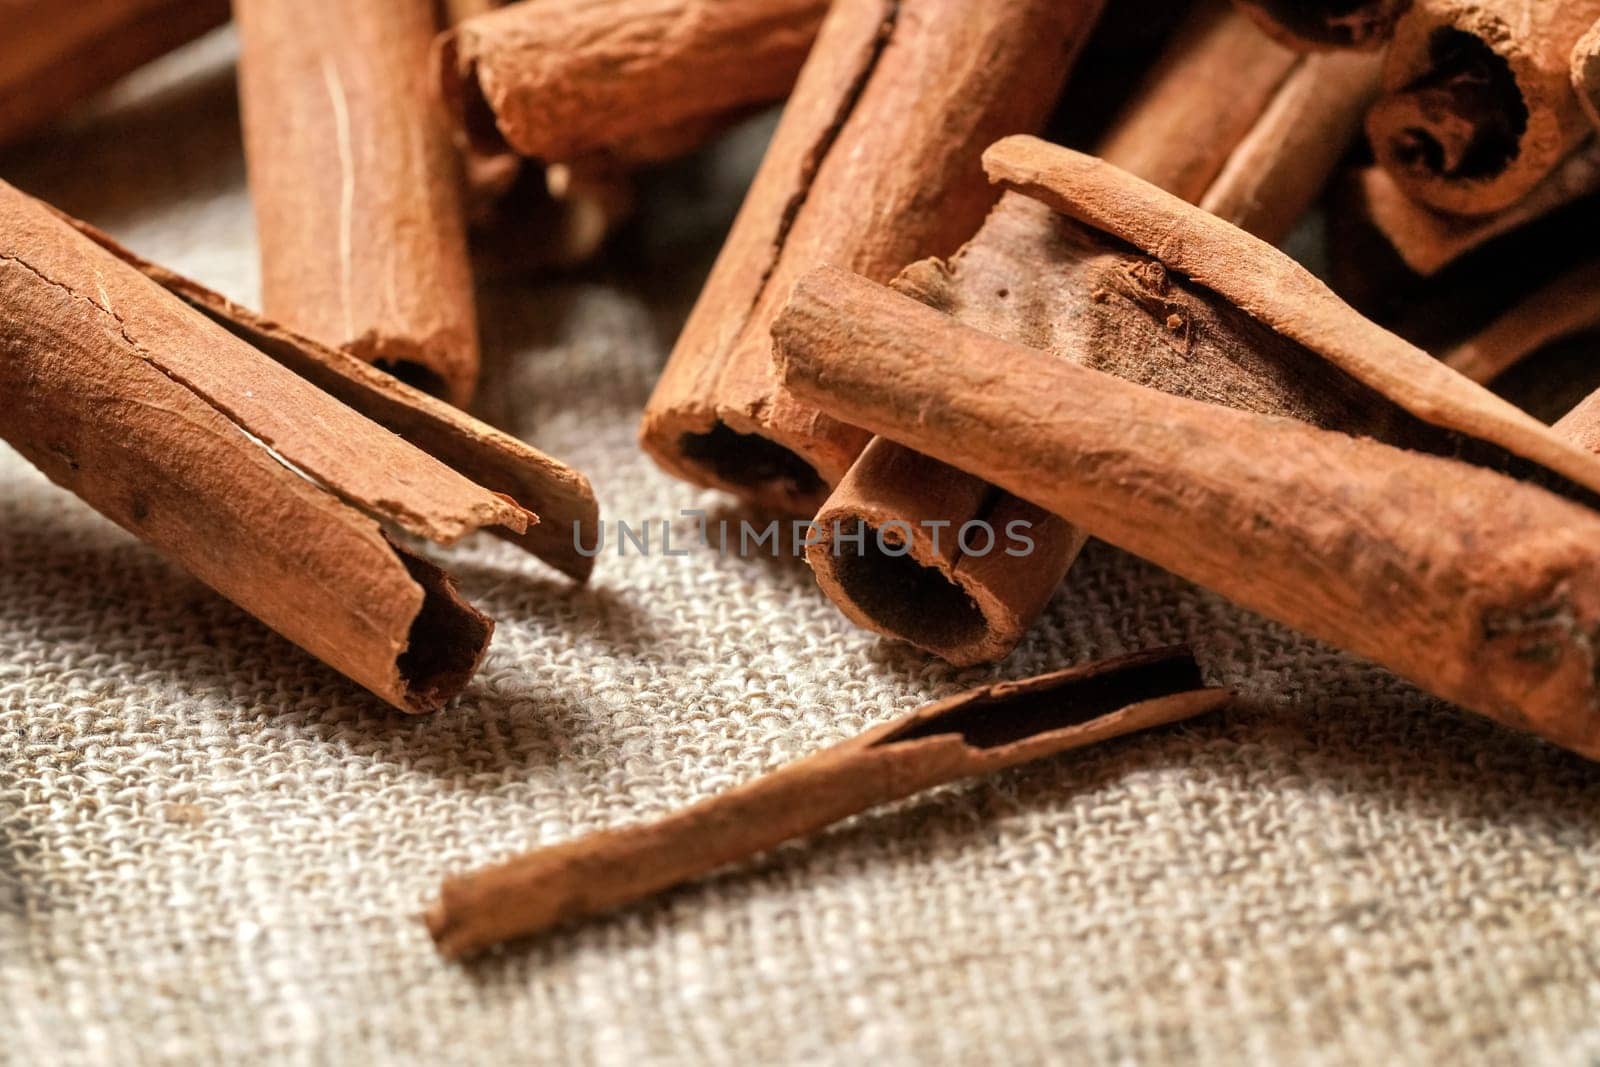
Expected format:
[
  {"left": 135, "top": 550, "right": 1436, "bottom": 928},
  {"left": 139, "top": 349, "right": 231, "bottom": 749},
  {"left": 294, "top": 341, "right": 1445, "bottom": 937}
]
[{"left": 426, "top": 647, "right": 1227, "bottom": 958}]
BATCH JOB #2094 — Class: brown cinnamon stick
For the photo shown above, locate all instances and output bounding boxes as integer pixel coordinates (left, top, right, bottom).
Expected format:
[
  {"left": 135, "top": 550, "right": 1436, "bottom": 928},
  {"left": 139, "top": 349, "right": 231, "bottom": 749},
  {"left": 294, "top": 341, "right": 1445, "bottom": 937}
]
[
  {"left": 426, "top": 647, "right": 1227, "bottom": 957},
  {"left": 1443, "top": 258, "right": 1600, "bottom": 385},
  {"left": 806, "top": 16, "right": 1381, "bottom": 666},
  {"left": 638, "top": 0, "right": 1104, "bottom": 515},
  {"left": 1230, "top": 0, "right": 1412, "bottom": 50},
  {"left": 235, "top": 0, "right": 479, "bottom": 405},
  {"left": 439, "top": 0, "right": 827, "bottom": 163},
  {"left": 1350, "top": 142, "right": 1600, "bottom": 276},
  {"left": 775, "top": 265, "right": 1600, "bottom": 761},
  {"left": 1574, "top": 17, "right": 1600, "bottom": 132},
  {"left": 0, "top": 0, "right": 230, "bottom": 148},
  {"left": 1368, "top": 0, "right": 1600, "bottom": 217}
]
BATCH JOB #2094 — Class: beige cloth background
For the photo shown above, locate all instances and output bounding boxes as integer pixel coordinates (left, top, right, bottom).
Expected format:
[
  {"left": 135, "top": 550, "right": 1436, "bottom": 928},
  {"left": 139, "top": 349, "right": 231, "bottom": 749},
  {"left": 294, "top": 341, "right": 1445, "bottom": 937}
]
[{"left": 3, "top": 29, "right": 1600, "bottom": 1067}]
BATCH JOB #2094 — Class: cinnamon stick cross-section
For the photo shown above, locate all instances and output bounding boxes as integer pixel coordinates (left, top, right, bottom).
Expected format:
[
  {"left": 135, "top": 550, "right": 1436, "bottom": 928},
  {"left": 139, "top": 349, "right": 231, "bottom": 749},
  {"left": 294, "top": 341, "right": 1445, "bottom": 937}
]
[
  {"left": 426, "top": 646, "right": 1226, "bottom": 958},
  {"left": 774, "top": 264, "right": 1600, "bottom": 761},
  {"left": 1367, "top": 0, "right": 1600, "bottom": 217},
  {"left": 0, "top": 181, "right": 589, "bottom": 712}
]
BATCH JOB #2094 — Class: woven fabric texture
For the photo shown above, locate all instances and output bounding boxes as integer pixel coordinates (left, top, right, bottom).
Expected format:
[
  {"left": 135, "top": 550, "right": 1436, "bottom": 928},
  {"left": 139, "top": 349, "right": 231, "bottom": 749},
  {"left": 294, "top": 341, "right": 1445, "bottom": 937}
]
[{"left": 3, "top": 30, "right": 1600, "bottom": 1067}]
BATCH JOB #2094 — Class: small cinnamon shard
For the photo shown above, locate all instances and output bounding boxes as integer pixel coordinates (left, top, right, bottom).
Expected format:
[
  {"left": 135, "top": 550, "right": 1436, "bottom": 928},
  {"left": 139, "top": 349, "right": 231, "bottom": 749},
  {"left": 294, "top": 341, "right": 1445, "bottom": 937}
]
[
  {"left": 235, "top": 0, "right": 480, "bottom": 405},
  {"left": 638, "top": 0, "right": 1105, "bottom": 515},
  {"left": 1368, "top": 0, "right": 1600, "bottom": 217},
  {"left": 0, "top": 181, "right": 566, "bottom": 712},
  {"left": 774, "top": 265, "right": 1600, "bottom": 761},
  {"left": 426, "top": 646, "right": 1226, "bottom": 958},
  {"left": 439, "top": 0, "right": 828, "bottom": 162},
  {"left": 1231, "top": 0, "right": 1413, "bottom": 51},
  {"left": 0, "top": 0, "right": 230, "bottom": 148}
]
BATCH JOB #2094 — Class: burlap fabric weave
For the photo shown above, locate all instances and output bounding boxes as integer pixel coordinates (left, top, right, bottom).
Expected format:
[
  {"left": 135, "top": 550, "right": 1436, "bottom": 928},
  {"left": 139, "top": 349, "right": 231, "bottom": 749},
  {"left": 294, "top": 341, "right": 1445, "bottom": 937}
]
[{"left": 3, "top": 31, "right": 1599, "bottom": 1067}]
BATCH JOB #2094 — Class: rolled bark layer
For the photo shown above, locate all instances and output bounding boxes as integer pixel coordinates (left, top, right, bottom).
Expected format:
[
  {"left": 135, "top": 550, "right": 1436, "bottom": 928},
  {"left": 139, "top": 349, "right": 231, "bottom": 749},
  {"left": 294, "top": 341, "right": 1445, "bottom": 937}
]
[
  {"left": 428, "top": 647, "right": 1228, "bottom": 957},
  {"left": 1368, "top": 0, "right": 1600, "bottom": 217},
  {"left": 806, "top": 12, "right": 1380, "bottom": 667},
  {"left": 1231, "top": 0, "right": 1412, "bottom": 50},
  {"left": 638, "top": 0, "right": 1104, "bottom": 515},
  {"left": 0, "top": 181, "right": 540, "bottom": 712},
  {"left": 776, "top": 266, "right": 1600, "bottom": 760},
  {"left": 0, "top": 0, "right": 229, "bottom": 147},
  {"left": 235, "top": 0, "right": 479, "bottom": 405},
  {"left": 439, "top": 0, "right": 828, "bottom": 162}
]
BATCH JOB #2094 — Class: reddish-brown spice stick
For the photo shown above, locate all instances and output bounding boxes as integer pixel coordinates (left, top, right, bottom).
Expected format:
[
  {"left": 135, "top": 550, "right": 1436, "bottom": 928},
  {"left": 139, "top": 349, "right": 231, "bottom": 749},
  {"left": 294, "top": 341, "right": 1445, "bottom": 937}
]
[
  {"left": 1229, "top": 0, "right": 1413, "bottom": 50},
  {"left": 234, "top": 0, "right": 480, "bottom": 404},
  {"left": 638, "top": 0, "right": 1104, "bottom": 515},
  {"left": 427, "top": 647, "right": 1227, "bottom": 958}
]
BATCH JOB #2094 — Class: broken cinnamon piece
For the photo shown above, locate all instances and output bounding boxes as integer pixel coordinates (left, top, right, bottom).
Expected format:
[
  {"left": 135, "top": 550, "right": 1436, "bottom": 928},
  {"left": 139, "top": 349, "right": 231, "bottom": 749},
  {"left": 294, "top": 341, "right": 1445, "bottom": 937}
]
[
  {"left": 59, "top": 214, "right": 600, "bottom": 582},
  {"left": 235, "top": 0, "right": 480, "bottom": 405},
  {"left": 1443, "top": 259, "right": 1600, "bottom": 385},
  {"left": 1350, "top": 143, "right": 1600, "bottom": 276},
  {"left": 1368, "top": 0, "right": 1600, "bottom": 217},
  {"left": 639, "top": 0, "right": 1105, "bottom": 515},
  {"left": 775, "top": 265, "right": 1600, "bottom": 761},
  {"left": 426, "top": 647, "right": 1226, "bottom": 957},
  {"left": 0, "top": 181, "right": 548, "bottom": 712},
  {"left": 1231, "top": 0, "right": 1412, "bottom": 50},
  {"left": 438, "top": 0, "right": 827, "bottom": 163},
  {"left": 805, "top": 21, "right": 1380, "bottom": 667},
  {"left": 0, "top": 0, "right": 230, "bottom": 148}
]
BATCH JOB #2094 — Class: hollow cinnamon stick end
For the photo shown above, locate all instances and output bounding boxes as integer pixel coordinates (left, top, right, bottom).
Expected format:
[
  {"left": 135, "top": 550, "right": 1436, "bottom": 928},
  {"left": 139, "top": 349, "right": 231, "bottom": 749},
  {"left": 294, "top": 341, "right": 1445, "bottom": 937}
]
[
  {"left": 435, "top": 25, "right": 513, "bottom": 160},
  {"left": 393, "top": 549, "right": 495, "bottom": 715},
  {"left": 1232, "top": 0, "right": 1412, "bottom": 51}
]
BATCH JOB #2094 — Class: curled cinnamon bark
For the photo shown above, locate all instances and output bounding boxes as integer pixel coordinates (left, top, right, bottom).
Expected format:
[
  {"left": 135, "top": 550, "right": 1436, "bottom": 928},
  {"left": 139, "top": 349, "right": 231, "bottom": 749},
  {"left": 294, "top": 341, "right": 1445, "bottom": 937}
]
[
  {"left": 235, "top": 0, "right": 479, "bottom": 405},
  {"left": 807, "top": 10, "right": 1380, "bottom": 666},
  {"left": 439, "top": 0, "right": 827, "bottom": 162},
  {"left": 775, "top": 266, "right": 1600, "bottom": 761},
  {"left": 1231, "top": 0, "right": 1412, "bottom": 50},
  {"left": 427, "top": 647, "right": 1227, "bottom": 957},
  {"left": 1368, "top": 0, "right": 1600, "bottom": 217},
  {"left": 0, "top": 0, "right": 230, "bottom": 147},
  {"left": 639, "top": 0, "right": 1104, "bottom": 515},
  {"left": 0, "top": 181, "right": 590, "bottom": 712}
]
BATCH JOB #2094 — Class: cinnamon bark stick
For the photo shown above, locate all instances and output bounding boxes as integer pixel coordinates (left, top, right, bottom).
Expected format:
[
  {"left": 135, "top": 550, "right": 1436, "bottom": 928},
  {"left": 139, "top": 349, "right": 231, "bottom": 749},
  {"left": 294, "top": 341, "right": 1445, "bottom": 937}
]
[
  {"left": 1574, "top": 18, "right": 1600, "bottom": 131},
  {"left": 1368, "top": 0, "right": 1600, "bottom": 217},
  {"left": 427, "top": 647, "right": 1227, "bottom": 957},
  {"left": 235, "top": 0, "right": 479, "bottom": 405},
  {"left": 0, "top": 180, "right": 586, "bottom": 712},
  {"left": 0, "top": 0, "right": 230, "bottom": 148},
  {"left": 439, "top": 0, "right": 827, "bottom": 163},
  {"left": 638, "top": 0, "right": 1104, "bottom": 515},
  {"left": 1443, "top": 259, "right": 1600, "bottom": 385},
  {"left": 806, "top": 17, "right": 1381, "bottom": 666},
  {"left": 1350, "top": 142, "right": 1600, "bottom": 276},
  {"left": 1230, "top": 0, "right": 1412, "bottom": 50},
  {"left": 775, "top": 266, "right": 1600, "bottom": 761}
]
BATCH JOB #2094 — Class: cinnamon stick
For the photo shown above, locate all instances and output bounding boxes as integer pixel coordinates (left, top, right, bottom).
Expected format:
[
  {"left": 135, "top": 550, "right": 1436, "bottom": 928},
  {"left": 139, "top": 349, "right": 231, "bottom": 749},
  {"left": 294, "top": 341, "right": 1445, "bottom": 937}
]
[
  {"left": 0, "top": 0, "right": 229, "bottom": 148},
  {"left": 1368, "top": 0, "right": 1600, "bottom": 217},
  {"left": 426, "top": 647, "right": 1227, "bottom": 957},
  {"left": 1350, "top": 142, "right": 1600, "bottom": 276},
  {"left": 439, "top": 0, "right": 827, "bottom": 164},
  {"left": 1574, "top": 17, "right": 1600, "bottom": 132},
  {"left": 235, "top": 0, "right": 479, "bottom": 405},
  {"left": 638, "top": 0, "right": 1104, "bottom": 515},
  {"left": 774, "top": 266, "right": 1600, "bottom": 761},
  {"left": 807, "top": 14, "right": 1381, "bottom": 666},
  {"left": 1443, "top": 259, "right": 1600, "bottom": 386},
  {"left": 0, "top": 180, "right": 578, "bottom": 712},
  {"left": 1230, "top": 0, "right": 1412, "bottom": 50}
]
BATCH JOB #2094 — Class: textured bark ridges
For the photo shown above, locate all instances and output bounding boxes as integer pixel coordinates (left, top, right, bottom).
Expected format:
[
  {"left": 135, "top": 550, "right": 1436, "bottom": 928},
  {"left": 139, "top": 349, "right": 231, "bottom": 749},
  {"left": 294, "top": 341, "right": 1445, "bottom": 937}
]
[
  {"left": 235, "top": 0, "right": 480, "bottom": 405},
  {"left": 806, "top": 5, "right": 1381, "bottom": 666},
  {"left": 774, "top": 265, "right": 1600, "bottom": 762},
  {"left": 427, "top": 647, "right": 1227, "bottom": 958},
  {"left": 0, "top": 181, "right": 547, "bottom": 713},
  {"left": 0, "top": 0, "right": 230, "bottom": 147},
  {"left": 638, "top": 0, "right": 1105, "bottom": 516},
  {"left": 439, "top": 0, "right": 829, "bottom": 162},
  {"left": 1368, "top": 0, "right": 1600, "bottom": 217}
]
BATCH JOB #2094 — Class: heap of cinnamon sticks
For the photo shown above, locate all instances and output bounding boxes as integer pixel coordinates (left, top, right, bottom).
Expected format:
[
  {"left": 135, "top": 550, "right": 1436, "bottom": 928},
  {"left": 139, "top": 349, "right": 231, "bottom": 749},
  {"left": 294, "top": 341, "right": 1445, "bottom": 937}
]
[{"left": 7, "top": 0, "right": 1600, "bottom": 957}]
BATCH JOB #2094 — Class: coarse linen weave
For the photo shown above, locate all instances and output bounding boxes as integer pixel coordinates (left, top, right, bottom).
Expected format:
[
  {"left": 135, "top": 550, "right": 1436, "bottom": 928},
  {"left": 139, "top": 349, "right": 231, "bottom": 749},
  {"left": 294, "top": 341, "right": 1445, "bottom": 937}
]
[{"left": 2, "top": 29, "right": 1598, "bottom": 1067}]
